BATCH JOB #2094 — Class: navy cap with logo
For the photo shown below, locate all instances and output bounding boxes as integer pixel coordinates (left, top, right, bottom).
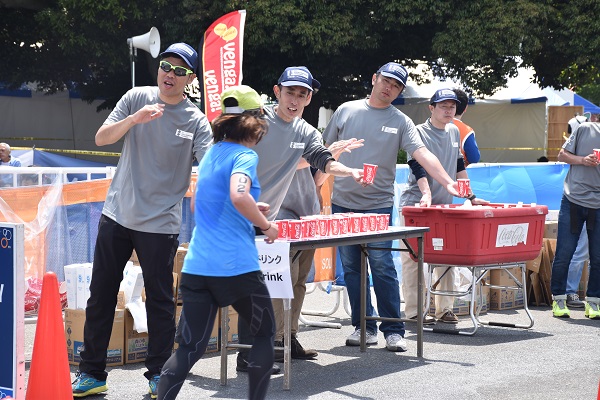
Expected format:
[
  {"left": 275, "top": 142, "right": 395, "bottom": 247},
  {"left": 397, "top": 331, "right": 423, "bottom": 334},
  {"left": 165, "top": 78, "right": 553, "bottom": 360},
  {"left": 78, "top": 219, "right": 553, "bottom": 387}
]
[
  {"left": 430, "top": 88, "right": 461, "bottom": 105},
  {"left": 278, "top": 66, "right": 321, "bottom": 92},
  {"left": 159, "top": 43, "right": 198, "bottom": 74},
  {"left": 377, "top": 62, "right": 408, "bottom": 86}
]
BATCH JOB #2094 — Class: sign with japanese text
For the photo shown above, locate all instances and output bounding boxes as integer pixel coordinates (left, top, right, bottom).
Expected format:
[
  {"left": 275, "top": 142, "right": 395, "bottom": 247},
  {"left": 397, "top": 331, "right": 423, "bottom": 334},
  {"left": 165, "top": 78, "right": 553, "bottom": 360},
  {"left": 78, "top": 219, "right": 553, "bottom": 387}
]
[{"left": 256, "top": 240, "right": 293, "bottom": 299}]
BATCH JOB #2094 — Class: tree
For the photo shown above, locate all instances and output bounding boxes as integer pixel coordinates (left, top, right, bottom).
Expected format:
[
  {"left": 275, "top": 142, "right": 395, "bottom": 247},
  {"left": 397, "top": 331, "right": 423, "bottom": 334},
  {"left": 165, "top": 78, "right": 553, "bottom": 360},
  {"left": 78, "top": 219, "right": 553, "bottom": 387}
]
[{"left": 1, "top": 0, "right": 599, "bottom": 114}]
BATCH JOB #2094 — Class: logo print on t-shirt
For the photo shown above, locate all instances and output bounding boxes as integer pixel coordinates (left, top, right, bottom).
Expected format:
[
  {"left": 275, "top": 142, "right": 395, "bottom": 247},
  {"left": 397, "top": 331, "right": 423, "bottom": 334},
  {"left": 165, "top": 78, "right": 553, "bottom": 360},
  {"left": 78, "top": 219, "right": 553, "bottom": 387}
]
[
  {"left": 381, "top": 126, "right": 398, "bottom": 134},
  {"left": 290, "top": 142, "right": 305, "bottom": 149},
  {"left": 176, "top": 129, "right": 193, "bottom": 140}
]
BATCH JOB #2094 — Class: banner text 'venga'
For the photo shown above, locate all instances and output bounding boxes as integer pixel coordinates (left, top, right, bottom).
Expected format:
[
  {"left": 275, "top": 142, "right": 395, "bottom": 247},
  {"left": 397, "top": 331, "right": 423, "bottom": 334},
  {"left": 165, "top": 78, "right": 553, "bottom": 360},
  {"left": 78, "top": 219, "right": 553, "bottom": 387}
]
[{"left": 204, "top": 42, "right": 239, "bottom": 116}]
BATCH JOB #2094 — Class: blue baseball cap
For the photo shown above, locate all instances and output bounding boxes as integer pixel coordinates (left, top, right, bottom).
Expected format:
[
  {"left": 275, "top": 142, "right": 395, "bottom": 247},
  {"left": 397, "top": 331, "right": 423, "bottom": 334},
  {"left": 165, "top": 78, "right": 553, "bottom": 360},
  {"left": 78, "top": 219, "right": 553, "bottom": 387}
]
[
  {"left": 159, "top": 43, "right": 198, "bottom": 73},
  {"left": 278, "top": 66, "right": 321, "bottom": 91},
  {"left": 377, "top": 62, "right": 408, "bottom": 86},
  {"left": 430, "top": 88, "right": 461, "bottom": 104}
]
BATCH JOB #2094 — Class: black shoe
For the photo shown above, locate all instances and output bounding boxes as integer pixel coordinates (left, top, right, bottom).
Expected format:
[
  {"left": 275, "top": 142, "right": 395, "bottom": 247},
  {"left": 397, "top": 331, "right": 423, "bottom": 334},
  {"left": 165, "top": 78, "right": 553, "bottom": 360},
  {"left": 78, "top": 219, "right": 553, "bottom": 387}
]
[
  {"left": 236, "top": 354, "right": 281, "bottom": 374},
  {"left": 274, "top": 340, "right": 284, "bottom": 363},
  {"left": 566, "top": 293, "right": 585, "bottom": 308},
  {"left": 290, "top": 336, "right": 318, "bottom": 359}
]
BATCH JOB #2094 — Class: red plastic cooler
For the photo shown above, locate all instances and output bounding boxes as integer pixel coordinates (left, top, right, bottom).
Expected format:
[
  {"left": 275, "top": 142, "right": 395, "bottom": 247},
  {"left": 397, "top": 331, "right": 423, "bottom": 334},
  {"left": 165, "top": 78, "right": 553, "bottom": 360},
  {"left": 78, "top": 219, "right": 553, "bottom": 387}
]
[{"left": 402, "top": 203, "right": 548, "bottom": 265}]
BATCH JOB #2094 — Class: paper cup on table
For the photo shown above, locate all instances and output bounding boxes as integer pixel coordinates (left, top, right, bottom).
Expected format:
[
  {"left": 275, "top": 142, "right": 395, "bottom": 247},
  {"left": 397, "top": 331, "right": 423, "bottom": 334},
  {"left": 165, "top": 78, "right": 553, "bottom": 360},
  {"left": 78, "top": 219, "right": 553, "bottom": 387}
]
[
  {"left": 363, "top": 163, "right": 378, "bottom": 184},
  {"left": 275, "top": 220, "right": 288, "bottom": 240},
  {"left": 367, "top": 214, "right": 378, "bottom": 231},
  {"left": 376, "top": 214, "right": 390, "bottom": 231},
  {"left": 457, "top": 178, "right": 471, "bottom": 197},
  {"left": 287, "top": 220, "right": 303, "bottom": 241},
  {"left": 360, "top": 215, "right": 369, "bottom": 232},
  {"left": 350, "top": 215, "right": 361, "bottom": 234}
]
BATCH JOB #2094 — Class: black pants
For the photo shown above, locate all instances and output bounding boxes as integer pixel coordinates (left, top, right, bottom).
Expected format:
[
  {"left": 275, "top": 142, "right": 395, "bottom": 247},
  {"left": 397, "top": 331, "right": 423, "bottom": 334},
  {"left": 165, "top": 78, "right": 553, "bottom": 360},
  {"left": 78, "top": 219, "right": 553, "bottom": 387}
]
[
  {"left": 79, "top": 215, "right": 178, "bottom": 380},
  {"left": 158, "top": 272, "right": 275, "bottom": 400}
]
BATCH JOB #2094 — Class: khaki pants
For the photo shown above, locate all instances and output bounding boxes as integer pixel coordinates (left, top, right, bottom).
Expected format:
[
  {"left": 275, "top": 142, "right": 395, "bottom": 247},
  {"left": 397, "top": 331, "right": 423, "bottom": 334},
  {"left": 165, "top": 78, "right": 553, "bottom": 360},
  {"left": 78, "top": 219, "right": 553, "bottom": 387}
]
[
  {"left": 399, "top": 215, "right": 457, "bottom": 319},
  {"left": 272, "top": 248, "right": 316, "bottom": 341}
]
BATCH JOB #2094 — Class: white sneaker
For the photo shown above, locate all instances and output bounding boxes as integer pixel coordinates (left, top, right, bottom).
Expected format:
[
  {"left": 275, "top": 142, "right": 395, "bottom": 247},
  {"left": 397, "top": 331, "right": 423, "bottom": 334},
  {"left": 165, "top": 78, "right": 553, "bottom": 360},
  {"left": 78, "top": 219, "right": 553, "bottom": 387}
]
[
  {"left": 385, "top": 333, "right": 407, "bottom": 352},
  {"left": 345, "top": 328, "right": 378, "bottom": 346}
]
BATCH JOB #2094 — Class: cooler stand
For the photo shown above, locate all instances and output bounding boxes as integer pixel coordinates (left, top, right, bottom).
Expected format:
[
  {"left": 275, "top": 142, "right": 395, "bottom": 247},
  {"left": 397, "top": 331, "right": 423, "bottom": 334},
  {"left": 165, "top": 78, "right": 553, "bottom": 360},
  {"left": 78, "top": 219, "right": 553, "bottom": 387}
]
[{"left": 424, "top": 262, "right": 534, "bottom": 336}]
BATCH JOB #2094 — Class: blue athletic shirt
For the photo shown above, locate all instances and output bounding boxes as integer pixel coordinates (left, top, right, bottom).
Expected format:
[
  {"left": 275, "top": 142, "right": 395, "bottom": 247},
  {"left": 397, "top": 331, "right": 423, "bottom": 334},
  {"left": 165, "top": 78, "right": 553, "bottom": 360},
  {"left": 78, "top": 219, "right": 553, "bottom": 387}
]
[{"left": 183, "top": 141, "right": 261, "bottom": 277}]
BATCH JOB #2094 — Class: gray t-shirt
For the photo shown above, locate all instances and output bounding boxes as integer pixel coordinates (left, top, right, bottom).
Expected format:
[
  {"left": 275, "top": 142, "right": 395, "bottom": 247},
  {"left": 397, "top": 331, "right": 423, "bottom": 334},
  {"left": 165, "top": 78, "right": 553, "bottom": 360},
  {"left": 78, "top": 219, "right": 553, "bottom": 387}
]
[
  {"left": 254, "top": 105, "right": 333, "bottom": 220},
  {"left": 399, "top": 118, "right": 462, "bottom": 207},
  {"left": 322, "top": 99, "right": 424, "bottom": 209},
  {"left": 562, "top": 122, "right": 600, "bottom": 208},
  {"left": 102, "top": 86, "right": 212, "bottom": 234},
  {"left": 277, "top": 167, "right": 320, "bottom": 220}
]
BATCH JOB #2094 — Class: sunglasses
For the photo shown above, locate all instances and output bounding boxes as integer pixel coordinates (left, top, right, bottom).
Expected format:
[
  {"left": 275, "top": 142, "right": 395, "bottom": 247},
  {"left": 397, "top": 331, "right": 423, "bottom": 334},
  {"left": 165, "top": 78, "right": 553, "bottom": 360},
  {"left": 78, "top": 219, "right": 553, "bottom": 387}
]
[{"left": 159, "top": 61, "right": 194, "bottom": 77}]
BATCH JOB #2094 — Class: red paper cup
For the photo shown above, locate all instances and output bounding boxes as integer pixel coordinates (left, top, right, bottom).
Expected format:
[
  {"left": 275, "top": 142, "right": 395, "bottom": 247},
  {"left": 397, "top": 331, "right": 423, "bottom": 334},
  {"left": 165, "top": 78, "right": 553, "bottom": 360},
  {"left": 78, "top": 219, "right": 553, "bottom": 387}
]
[
  {"left": 350, "top": 216, "right": 361, "bottom": 233},
  {"left": 330, "top": 217, "right": 340, "bottom": 236},
  {"left": 288, "top": 220, "right": 303, "bottom": 240},
  {"left": 594, "top": 148, "right": 600, "bottom": 159},
  {"left": 305, "top": 219, "right": 317, "bottom": 238},
  {"left": 337, "top": 216, "right": 347, "bottom": 235},
  {"left": 376, "top": 214, "right": 390, "bottom": 231},
  {"left": 363, "top": 163, "right": 378, "bottom": 184},
  {"left": 317, "top": 217, "right": 330, "bottom": 237},
  {"left": 367, "top": 214, "right": 377, "bottom": 231},
  {"left": 275, "top": 220, "right": 288, "bottom": 239},
  {"left": 457, "top": 178, "right": 470, "bottom": 197},
  {"left": 360, "top": 215, "right": 369, "bottom": 232}
]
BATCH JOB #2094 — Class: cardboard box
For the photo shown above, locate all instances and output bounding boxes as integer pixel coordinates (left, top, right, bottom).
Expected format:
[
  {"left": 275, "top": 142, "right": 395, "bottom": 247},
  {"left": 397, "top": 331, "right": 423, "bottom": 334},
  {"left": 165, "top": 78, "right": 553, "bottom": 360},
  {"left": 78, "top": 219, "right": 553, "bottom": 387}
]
[
  {"left": 544, "top": 221, "right": 558, "bottom": 239},
  {"left": 125, "top": 308, "right": 149, "bottom": 364},
  {"left": 63, "top": 264, "right": 79, "bottom": 309},
  {"left": 525, "top": 248, "right": 543, "bottom": 274},
  {"left": 76, "top": 264, "right": 93, "bottom": 310},
  {"left": 224, "top": 306, "right": 239, "bottom": 345},
  {"left": 173, "top": 245, "right": 189, "bottom": 304},
  {"left": 490, "top": 288, "right": 525, "bottom": 310},
  {"left": 65, "top": 308, "right": 124, "bottom": 367},
  {"left": 123, "top": 264, "right": 144, "bottom": 304},
  {"left": 490, "top": 267, "right": 523, "bottom": 287},
  {"left": 429, "top": 284, "right": 490, "bottom": 316},
  {"left": 173, "top": 304, "right": 218, "bottom": 353}
]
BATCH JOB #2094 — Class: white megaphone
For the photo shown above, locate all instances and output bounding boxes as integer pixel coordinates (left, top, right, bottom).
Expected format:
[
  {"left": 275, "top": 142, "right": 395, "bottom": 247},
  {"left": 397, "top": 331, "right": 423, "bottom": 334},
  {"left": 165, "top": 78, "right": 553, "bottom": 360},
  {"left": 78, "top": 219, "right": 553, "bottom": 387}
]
[
  {"left": 128, "top": 27, "right": 161, "bottom": 58},
  {"left": 127, "top": 27, "right": 161, "bottom": 87}
]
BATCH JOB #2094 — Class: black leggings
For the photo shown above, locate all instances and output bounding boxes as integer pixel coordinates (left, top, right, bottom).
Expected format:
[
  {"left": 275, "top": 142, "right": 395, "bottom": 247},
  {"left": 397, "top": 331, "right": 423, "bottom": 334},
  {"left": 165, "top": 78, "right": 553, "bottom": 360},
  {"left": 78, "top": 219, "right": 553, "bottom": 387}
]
[{"left": 157, "top": 283, "right": 275, "bottom": 400}]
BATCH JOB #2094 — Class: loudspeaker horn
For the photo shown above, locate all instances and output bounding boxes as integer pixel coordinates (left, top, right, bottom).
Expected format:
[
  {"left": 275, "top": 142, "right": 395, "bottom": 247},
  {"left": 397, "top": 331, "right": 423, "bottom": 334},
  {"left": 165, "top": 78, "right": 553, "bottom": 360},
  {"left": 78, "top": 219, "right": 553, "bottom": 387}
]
[{"left": 127, "top": 27, "right": 160, "bottom": 58}]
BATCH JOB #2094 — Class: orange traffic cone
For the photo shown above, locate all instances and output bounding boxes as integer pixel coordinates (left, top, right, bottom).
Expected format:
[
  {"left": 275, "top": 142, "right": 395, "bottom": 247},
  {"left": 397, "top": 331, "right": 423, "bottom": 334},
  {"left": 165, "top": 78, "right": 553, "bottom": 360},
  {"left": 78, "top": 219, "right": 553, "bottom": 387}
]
[{"left": 26, "top": 272, "right": 72, "bottom": 400}]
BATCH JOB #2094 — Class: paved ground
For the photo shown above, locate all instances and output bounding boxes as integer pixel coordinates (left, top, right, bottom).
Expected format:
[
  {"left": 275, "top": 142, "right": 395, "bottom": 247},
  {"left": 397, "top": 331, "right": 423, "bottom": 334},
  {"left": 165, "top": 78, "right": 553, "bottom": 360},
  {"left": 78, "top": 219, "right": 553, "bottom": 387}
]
[{"left": 24, "top": 285, "right": 600, "bottom": 400}]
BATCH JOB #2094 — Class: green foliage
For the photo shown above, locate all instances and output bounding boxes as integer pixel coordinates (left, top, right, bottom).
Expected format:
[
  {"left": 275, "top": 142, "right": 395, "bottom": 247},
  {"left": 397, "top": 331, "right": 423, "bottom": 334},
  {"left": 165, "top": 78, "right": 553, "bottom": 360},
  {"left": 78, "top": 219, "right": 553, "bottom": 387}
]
[
  {"left": 397, "top": 149, "right": 407, "bottom": 165},
  {"left": 2, "top": 0, "right": 600, "bottom": 113}
]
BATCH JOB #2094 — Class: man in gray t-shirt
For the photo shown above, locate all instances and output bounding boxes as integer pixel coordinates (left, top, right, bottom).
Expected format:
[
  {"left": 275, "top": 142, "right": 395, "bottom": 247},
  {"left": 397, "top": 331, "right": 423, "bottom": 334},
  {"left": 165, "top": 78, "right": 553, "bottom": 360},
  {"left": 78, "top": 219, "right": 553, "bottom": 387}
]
[
  {"left": 236, "top": 66, "right": 367, "bottom": 371},
  {"left": 550, "top": 117, "right": 600, "bottom": 319},
  {"left": 399, "top": 89, "right": 487, "bottom": 324},
  {"left": 73, "top": 43, "right": 213, "bottom": 398},
  {"left": 323, "top": 62, "right": 460, "bottom": 353}
]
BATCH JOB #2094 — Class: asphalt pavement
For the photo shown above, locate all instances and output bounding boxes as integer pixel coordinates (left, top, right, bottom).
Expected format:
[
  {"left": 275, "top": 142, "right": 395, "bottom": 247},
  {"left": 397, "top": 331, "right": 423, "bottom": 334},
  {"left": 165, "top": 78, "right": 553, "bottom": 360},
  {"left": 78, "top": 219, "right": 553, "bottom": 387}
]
[{"left": 23, "top": 285, "right": 600, "bottom": 400}]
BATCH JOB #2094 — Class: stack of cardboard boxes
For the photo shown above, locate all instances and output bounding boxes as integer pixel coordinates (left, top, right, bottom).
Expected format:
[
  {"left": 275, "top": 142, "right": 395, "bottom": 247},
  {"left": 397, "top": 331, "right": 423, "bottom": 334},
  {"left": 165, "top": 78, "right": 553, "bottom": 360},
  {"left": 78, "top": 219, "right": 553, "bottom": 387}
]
[
  {"left": 526, "top": 218, "right": 589, "bottom": 306},
  {"left": 64, "top": 244, "right": 241, "bottom": 367}
]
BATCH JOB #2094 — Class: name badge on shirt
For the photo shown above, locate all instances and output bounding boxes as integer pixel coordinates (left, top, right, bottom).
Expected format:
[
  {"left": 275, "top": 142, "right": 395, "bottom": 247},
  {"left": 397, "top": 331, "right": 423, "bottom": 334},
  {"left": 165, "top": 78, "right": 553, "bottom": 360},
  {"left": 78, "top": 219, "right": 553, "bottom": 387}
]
[
  {"left": 290, "top": 142, "right": 305, "bottom": 149},
  {"left": 176, "top": 129, "right": 194, "bottom": 140},
  {"left": 382, "top": 126, "right": 398, "bottom": 134}
]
